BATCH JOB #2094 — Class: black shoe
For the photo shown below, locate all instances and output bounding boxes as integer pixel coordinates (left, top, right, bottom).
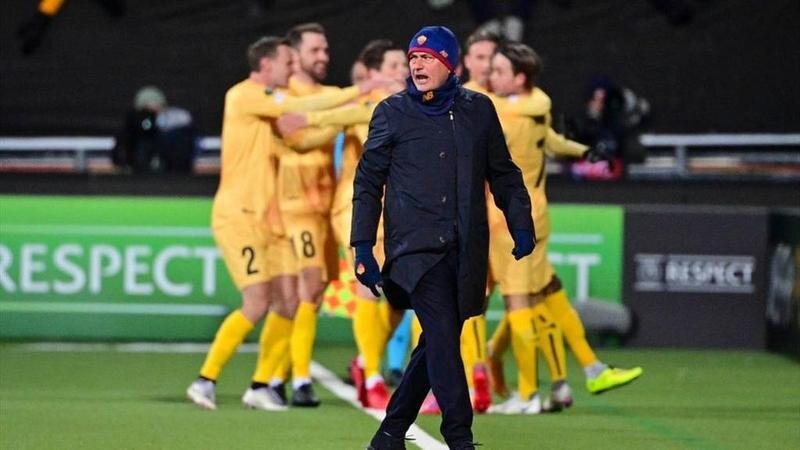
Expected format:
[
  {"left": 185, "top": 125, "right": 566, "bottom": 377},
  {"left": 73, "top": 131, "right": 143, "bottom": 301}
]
[
  {"left": 367, "top": 431, "right": 406, "bottom": 450},
  {"left": 385, "top": 368, "right": 404, "bottom": 388},
  {"left": 273, "top": 382, "right": 287, "bottom": 404},
  {"left": 291, "top": 382, "right": 321, "bottom": 407}
]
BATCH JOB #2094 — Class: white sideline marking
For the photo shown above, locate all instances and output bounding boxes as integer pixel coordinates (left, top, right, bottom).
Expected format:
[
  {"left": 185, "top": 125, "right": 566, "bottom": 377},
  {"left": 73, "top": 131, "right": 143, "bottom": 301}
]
[
  {"left": 310, "top": 361, "right": 447, "bottom": 450},
  {"left": 9, "top": 342, "right": 448, "bottom": 450}
]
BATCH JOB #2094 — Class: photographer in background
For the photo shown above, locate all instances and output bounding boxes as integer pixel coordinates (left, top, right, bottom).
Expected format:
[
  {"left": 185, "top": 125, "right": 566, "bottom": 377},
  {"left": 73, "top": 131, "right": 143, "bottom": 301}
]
[
  {"left": 566, "top": 76, "right": 650, "bottom": 181},
  {"left": 112, "top": 86, "right": 198, "bottom": 174}
]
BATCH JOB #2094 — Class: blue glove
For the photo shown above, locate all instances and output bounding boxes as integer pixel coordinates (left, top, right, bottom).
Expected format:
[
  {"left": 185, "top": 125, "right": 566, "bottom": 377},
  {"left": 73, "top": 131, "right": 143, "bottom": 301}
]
[
  {"left": 511, "top": 229, "right": 535, "bottom": 260},
  {"left": 354, "top": 241, "right": 382, "bottom": 297}
]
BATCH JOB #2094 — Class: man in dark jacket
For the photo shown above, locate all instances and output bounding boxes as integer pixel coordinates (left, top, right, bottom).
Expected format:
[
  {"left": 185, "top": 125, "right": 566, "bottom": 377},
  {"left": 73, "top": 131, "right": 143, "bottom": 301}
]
[{"left": 351, "top": 26, "right": 535, "bottom": 450}]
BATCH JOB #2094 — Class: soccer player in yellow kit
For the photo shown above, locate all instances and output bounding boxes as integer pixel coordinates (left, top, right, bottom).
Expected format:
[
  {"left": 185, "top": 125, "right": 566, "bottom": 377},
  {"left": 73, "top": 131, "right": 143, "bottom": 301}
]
[
  {"left": 278, "top": 39, "right": 408, "bottom": 410},
  {"left": 260, "top": 23, "right": 338, "bottom": 408},
  {"left": 485, "top": 42, "right": 643, "bottom": 413},
  {"left": 454, "top": 29, "right": 505, "bottom": 414},
  {"left": 185, "top": 36, "right": 377, "bottom": 412}
]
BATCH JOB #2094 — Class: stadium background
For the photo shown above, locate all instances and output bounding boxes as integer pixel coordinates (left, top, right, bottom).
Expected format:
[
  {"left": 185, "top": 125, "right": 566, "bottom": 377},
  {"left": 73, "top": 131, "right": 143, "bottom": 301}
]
[
  {"left": 1, "top": 1, "right": 799, "bottom": 449},
  {"left": 1, "top": 0, "right": 799, "bottom": 135}
]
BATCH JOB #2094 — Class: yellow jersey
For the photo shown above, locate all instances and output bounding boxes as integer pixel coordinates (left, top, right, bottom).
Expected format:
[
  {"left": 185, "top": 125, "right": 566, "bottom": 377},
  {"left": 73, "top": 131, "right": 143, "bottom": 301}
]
[
  {"left": 463, "top": 80, "right": 488, "bottom": 94},
  {"left": 211, "top": 78, "right": 359, "bottom": 228},
  {"left": 276, "top": 77, "right": 347, "bottom": 216},
  {"left": 304, "top": 89, "right": 388, "bottom": 217},
  {"left": 489, "top": 88, "right": 588, "bottom": 238}
]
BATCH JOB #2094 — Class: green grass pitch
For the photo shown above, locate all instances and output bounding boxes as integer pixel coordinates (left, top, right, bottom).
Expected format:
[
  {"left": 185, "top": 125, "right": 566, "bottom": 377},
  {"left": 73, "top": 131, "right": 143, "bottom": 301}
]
[{"left": 1, "top": 343, "right": 798, "bottom": 449}]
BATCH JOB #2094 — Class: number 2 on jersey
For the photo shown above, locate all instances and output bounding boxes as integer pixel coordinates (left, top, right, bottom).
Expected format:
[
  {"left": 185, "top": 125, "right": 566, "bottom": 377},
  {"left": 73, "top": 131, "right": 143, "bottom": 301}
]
[{"left": 242, "top": 246, "right": 258, "bottom": 274}]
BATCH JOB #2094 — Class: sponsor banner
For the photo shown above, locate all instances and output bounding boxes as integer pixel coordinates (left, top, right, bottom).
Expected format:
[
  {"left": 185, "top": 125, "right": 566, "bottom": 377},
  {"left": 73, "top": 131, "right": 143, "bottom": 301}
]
[
  {"left": 1, "top": 196, "right": 625, "bottom": 341},
  {"left": 624, "top": 206, "right": 769, "bottom": 348},
  {"left": 0, "top": 195, "right": 237, "bottom": 340},
  {"left": 325, "top": 204, "right": 624, "bottom": 319},
  {"left": 633, "top": 253, "right": 755, "bottom": 294},
  {"left": 548, "top": 204, "right": 623, "bottom": 304}
]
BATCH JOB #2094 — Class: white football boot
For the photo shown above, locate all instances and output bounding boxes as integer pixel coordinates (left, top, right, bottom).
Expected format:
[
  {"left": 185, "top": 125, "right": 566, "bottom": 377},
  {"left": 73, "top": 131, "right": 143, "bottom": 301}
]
[
  {"left": 186, "top": 379, "right": 217, "bottom": 410},
  {"left": 543, "top": 382, "right": 574, "bottom": 412},
  {"left": 242, "top": 387, "right": 289, "bottom": 412},
  {"left": 487, "top": 392, "right": 543, "bottom": 415}
]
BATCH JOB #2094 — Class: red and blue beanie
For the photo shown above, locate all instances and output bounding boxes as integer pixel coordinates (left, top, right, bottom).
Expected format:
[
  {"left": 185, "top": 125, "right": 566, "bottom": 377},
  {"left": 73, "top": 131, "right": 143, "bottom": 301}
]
[{"left": 408, "top": 26, "right": 459, "bottom": 72}]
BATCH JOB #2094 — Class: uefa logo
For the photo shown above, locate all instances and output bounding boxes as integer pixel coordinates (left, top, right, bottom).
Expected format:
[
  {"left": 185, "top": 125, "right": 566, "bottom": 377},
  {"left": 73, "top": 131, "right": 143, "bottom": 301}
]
[{"left": 634, "top": 253, "right": 755, "bottom": 294}]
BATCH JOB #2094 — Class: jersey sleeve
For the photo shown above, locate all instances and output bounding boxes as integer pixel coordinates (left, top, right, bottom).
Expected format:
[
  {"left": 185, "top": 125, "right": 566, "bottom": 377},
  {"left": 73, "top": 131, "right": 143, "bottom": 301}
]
[
  {"left": 490, "top": 92, "right": 551, "bottom": 118},
  {"left": 545, "top": 125, "right": 589, "bottom": 158},
  {"left": 282, "top": 125, "right": 341, "bottom": 151},
  {"left": 306, "top": 102, "right": 376, "bottom": 127},
  {"left": 235, "top": 85, "right": 360, "bottom": 118}
]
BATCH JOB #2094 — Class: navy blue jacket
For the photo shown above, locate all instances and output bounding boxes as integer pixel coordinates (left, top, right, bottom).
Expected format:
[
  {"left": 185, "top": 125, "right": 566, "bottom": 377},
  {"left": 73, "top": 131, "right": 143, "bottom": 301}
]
[{"left": 351, "top": 86, "right": 533, "bottom": 319}]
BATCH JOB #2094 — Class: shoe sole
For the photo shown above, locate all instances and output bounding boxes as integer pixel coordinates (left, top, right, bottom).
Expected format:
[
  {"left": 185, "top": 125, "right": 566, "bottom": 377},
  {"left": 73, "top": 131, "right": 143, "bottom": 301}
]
[
  {"left": 291, "top": 400, "right": 321, "bottom": 407},
  {"left": 242, "top": 401, "right": 289, "bottom": 412},
  {"left": 242, "top": 392, "right": 289, "bottom": 412},
  {"left": 186, "top": 387, "right": 216, "bottom": 411}
]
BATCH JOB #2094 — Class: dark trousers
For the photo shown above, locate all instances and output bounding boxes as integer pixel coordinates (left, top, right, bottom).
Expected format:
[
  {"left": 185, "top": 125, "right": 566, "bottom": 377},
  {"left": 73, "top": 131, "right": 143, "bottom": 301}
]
[{"left": 376, "top": 251, "right": 473, "bottom": 447}]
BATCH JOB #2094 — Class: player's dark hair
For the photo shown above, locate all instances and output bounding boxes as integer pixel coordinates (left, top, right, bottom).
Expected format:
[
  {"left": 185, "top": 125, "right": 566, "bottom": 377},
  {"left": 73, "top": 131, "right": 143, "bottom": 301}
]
[
  {"left": 495, "top": 42, "right": 542, "bottom": 90},
  {"left": 359, "top": 39, "right": 404, "bottom": 71},
  {"left": 286, "top": 22, "right": 327, "bottom": 49},
  {"left": 247, "top": 36, "right": 288, "bottom": 72},
  {"left": 464, "top": 28, "right": 504, "bottom": 54}
]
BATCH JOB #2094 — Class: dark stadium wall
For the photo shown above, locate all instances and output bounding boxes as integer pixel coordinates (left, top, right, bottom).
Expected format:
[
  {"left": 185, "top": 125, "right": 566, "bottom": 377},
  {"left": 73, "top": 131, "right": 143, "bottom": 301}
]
[{"left": 1, "top": 0, "right": 798, "bottom": 135}]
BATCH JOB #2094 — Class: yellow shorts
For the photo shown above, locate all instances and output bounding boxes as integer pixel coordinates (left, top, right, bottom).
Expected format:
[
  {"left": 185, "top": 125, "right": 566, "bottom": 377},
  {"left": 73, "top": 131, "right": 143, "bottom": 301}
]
[
  {"left": 331, "top": 208, "right": 386, "bottom": 282},
  {"left": 272, "top": 214, "right": 330, "bottom": 279},
  {"left": 213, "top": 221, "right": 276, "bottom": 290},
  {"left": 489, "top": 232, "right": 554, "bottom": 296}
]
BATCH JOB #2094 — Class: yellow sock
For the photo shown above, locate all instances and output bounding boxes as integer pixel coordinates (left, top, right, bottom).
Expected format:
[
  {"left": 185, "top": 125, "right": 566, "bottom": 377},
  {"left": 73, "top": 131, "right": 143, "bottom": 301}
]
[
  {"left": 488, "top": 313, "right": 510, "bottom": 358},
  {"left": 460, "top": 315, "right": 487, "bottom": 388},
  {"left": 545, "top": 289, "right": 598, "bottom": 368},
  {"left": 199, "top": 310, "right": 253, "bottom": 381},
  {"left": 411, "top": 314, "right": 422, "bottom": 349},
  {"left": 270, "top": 346, "right": 291, "bottom": 383},
  {"left": 378, "top": 300, "right": 403, "bottom": 335},
  {"left": 507, "top": 308, "right": 538, "bottom": 399},
  {"left": 353, "top": 296, "right": 387, "bottom": 379},
  {"left": 291, "top": 301, "right": 317, "bottom": 380},
  {"left": 252, "top": 312, "right": 293, "bottom": 384},
  {"left": 531, "top": 302, "right": 567, "bottom": 381}
]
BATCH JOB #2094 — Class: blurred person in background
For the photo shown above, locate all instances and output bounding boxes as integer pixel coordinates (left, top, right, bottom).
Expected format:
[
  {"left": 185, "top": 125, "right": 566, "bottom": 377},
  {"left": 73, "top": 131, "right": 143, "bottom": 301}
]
[
  {"left": 276, "top": 38, "right": 408, "bottom": 410},
  {"left": 186, "top": 35, "right": 375, "bottom": 412},
  {"left": 566, "top": 75, "right": 651, "bottom": 181},
  {"left": 111, "top": 86, "right": 198, "bottom": 174},
  {"left": 454, "top": 27, "right": 574, "bottom": 416},
  {"left": 156, "top": 101, "right": 198, "bottom": 174},
  {"left": 262, "top": 22, "right": 343, "bottom": 409},
  {"left": 482, "top": 43, "right": 643, "bottom": 412},
  {"left": 112, "top": 86, "right": 165, "bottom": 173},
  {"left": 350, "top": 59, "right": 369, "bottom": 85},
  {"left": 262, "top": 23, "right": 396, "bottom": 409}
]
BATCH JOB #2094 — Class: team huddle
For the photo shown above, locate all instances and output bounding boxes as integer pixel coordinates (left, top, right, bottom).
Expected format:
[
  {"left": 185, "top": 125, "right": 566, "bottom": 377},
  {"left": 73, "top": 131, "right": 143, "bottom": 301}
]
[{"left": 186, "top": 22, "right": 642, "bottom": 416}]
